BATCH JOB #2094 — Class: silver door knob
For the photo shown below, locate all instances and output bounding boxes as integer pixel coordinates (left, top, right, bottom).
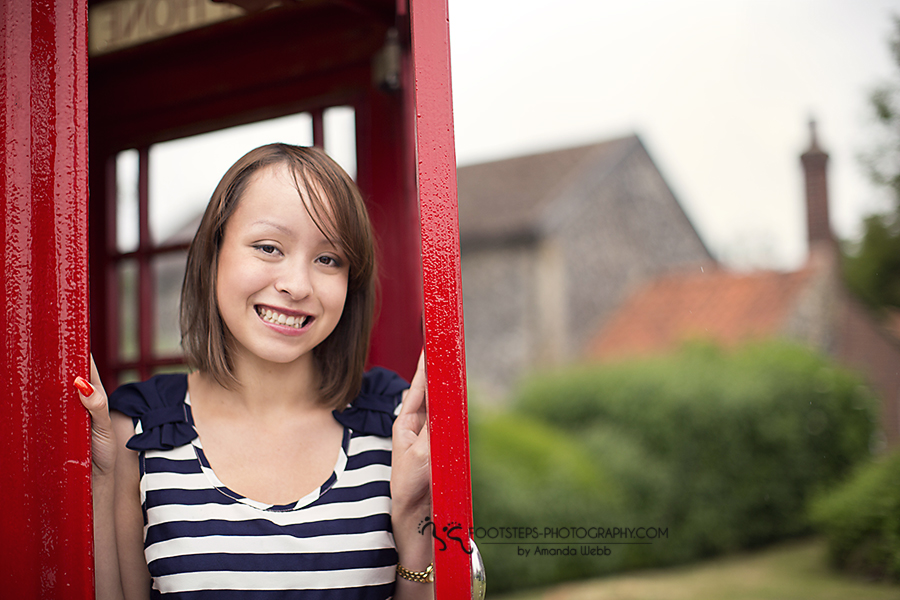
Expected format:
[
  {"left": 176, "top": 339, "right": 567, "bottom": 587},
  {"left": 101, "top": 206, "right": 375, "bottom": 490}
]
[{"left": 471, "top": 538, "right": 486, "bottom": 599}]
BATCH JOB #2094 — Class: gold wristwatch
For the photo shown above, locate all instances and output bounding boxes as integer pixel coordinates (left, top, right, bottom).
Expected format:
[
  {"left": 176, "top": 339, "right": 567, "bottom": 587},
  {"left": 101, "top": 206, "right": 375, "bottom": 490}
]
[{"left": 396, "top": 561, "right": 434, "bottom": 583}]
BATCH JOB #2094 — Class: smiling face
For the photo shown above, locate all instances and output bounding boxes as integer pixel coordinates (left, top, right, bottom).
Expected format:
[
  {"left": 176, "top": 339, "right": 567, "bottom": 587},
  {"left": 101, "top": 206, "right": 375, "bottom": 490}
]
[{"left": 214, "top": 164, "right": 349, "bottom": 372}]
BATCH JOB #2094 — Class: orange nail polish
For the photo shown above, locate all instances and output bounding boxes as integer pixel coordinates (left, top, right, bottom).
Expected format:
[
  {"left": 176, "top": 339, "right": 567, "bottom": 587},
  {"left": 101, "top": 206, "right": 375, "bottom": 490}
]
[{"left": 74, "top": 376, "right": 94, "bottom": 397}]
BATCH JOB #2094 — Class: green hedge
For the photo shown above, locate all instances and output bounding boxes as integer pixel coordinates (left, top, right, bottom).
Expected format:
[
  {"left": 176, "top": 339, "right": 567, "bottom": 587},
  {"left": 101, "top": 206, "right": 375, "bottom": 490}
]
[
  {"left": 471, "top": 342, "right": 876, "bottom": 592},
  {"left": 811, "top": 449, "right": 900, "bottom": 579},
  {"left": 469, "top": 412, "right": 630, "bottom": 590}
]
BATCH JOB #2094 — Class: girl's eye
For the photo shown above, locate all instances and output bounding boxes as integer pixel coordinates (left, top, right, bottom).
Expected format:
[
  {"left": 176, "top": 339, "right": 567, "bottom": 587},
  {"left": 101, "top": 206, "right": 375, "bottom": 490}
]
[
  {"left": 254, "top": 244, "right": 280, "bottom": 256},
  {"left": 316, "top": 255, "right": 342, "bottom": 268}
]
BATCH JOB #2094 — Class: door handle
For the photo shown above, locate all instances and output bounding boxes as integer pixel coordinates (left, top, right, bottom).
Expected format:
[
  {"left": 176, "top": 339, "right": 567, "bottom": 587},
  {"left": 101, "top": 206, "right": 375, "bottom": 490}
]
[{"left": 471, "top": 538, "right": 486, "bottom": 599}]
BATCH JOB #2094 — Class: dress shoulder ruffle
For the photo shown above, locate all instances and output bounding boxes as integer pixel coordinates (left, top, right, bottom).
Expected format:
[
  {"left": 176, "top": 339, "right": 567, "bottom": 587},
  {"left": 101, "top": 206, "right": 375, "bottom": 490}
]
[
  {"left": 108, "top": 373, "right": 194, "bottom": 451},
  {"left": 332, "top": 367, "right": 409, "bottom": 437},
  {"left": 109, "top": 367, "right": 410, "bottom": 451}
]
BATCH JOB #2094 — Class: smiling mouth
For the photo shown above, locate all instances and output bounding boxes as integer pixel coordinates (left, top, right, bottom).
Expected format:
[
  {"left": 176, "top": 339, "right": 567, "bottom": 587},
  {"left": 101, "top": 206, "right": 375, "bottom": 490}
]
[{"left": 255, "top": 306, "right": 312, "bottom": 329}]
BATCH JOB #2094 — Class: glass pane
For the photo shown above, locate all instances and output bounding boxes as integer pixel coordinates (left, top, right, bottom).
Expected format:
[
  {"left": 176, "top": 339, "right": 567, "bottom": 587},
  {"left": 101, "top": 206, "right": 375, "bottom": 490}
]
[
  {"left": 149, "top": 112, "right": 314, "bottom": 246},
  {"left": 117, "top": 259, "right": 138, "bottom": 362},
  {"left": 116, "top": 369, "right": 140, "bottom": 387},
  {"left": 324, "top": 106, "right": 357, "bottom": 180},
  {"left": 152, "top": 364, "right": 191, "bottom": 376},
  {"left": 116, "top": 149, "right": 139, "bottom": 253},
  {"left": 153, "top": 251, "right": 187, "bottom": 357}
]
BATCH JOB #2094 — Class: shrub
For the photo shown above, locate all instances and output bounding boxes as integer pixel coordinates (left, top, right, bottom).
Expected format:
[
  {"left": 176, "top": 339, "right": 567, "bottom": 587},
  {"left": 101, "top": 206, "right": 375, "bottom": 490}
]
[
  {"left": 470, "top": 341, "right": 876, "bottom": 591},
  {"left": 470, "top": 411, "right": 632, "bottom": 591},
  {"left": 810, "top": 449, "right": 900, "bottom": 579}
]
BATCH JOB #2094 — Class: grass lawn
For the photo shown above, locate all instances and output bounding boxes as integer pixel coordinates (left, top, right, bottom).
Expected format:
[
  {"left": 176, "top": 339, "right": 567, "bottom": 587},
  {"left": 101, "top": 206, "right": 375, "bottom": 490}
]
[{"left": 490, "top": 538, "right": 900, "bottom": 600}]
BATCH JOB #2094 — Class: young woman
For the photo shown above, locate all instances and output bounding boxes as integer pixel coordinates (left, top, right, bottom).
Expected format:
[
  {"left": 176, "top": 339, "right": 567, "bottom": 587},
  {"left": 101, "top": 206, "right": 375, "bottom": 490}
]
[{"left": 75, "top": 144, "right": 434, "bottom": 599}]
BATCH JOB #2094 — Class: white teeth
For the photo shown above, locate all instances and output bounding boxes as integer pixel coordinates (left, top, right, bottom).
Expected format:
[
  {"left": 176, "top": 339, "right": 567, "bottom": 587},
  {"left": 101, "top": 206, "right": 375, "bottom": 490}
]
[{"left": 258, "top": 307, "right": 307, "bottom": 329}]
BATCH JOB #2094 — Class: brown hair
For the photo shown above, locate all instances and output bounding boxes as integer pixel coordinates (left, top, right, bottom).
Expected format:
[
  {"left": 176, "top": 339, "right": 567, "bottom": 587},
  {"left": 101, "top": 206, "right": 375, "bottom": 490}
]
[{"left": 180, "top": 144, "right": 377, "bottom": 410}]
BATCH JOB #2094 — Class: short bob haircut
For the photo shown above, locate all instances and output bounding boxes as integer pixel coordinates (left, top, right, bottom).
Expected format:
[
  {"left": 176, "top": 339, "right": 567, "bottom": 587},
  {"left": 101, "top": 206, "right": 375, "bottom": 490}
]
[{"left": 180, "top": 143, "right": 377, "bottom": 410}]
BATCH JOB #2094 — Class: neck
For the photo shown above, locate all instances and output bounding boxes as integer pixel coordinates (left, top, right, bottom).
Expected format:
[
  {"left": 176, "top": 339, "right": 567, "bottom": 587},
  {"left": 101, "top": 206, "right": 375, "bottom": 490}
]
[{"left": 196, "top": 350, "right": 327, "bottom": 418}]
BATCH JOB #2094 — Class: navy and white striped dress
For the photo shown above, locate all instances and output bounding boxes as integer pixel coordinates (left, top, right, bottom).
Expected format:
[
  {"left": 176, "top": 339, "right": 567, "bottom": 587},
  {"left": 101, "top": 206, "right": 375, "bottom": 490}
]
[{"left": 109, "top": 369, "right": 408, "bottom": 599}]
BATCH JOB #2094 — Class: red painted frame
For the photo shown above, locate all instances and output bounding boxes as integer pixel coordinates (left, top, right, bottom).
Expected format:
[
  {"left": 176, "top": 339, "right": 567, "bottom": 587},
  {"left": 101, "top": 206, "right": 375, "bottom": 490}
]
[
  {"left": 1, "top": 0, "right": 473, "bottom": 596},
  {"left": 409, "top": 0, "right": 475, "bottom": 597},
  {"left": 0, "top": 0, "right": 93, "bottom": 595}
]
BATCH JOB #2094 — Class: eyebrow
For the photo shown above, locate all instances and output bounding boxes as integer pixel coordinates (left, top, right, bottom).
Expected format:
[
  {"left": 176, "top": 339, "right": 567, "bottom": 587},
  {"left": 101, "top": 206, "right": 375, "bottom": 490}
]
[
  {"left": 250, "top": 220, "right": 295, "bottom": 235},
  {"left": 250, "top": 219, "right": 343, "bottom": 251}
]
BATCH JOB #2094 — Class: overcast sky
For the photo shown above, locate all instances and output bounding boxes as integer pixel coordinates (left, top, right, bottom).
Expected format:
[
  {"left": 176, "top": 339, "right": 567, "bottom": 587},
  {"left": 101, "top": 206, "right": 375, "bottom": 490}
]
[{"left": 447, "top": 0, "right": 900, "bottom": 270}]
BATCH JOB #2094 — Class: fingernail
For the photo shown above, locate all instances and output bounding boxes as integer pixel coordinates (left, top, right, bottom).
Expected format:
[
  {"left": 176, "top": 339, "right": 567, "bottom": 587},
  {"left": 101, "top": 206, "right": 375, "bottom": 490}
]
[{"left": 74, "top": 376, "right": 94, "bottom": 397}]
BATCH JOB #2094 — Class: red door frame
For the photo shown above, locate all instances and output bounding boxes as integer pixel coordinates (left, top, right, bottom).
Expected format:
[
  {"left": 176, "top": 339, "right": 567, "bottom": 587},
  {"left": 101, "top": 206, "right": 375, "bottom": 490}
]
[
  {"left": 409, "top": 0, "right": 475, "bottom": 596},
  {"left": 1, "top": 0, "right": 473, "bottom": 597},
  {"left": 0, "top": 0, "right": 94, "bottom": 595}
]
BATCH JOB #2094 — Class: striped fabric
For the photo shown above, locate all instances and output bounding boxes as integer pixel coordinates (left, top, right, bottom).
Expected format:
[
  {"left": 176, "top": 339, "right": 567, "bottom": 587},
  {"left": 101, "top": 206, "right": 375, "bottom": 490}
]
[{"left": 138, "top": 394, "right": 398, "bottom": 599}]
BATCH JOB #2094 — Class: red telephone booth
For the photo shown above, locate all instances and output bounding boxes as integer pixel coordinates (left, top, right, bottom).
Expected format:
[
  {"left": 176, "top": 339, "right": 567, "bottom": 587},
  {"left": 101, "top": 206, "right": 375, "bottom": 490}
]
[{"left": 0, "top": 0, "right": 479, "bottom": 596}]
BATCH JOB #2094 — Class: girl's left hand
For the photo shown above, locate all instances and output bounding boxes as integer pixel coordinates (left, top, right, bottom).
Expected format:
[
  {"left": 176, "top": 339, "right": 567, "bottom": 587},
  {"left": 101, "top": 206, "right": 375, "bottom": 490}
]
[
  {"left": 391, "top": 351, "right": 431, "bottom": 517},
  {"left": 391, "top": 352, "right": 435, "bottom": 597}
]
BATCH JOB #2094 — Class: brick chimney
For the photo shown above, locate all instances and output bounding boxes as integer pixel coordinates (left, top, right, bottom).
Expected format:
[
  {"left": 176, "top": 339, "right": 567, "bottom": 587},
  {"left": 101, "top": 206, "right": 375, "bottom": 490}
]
[{"left": 800, "top": 120, "right": 835, "bottom": 251}]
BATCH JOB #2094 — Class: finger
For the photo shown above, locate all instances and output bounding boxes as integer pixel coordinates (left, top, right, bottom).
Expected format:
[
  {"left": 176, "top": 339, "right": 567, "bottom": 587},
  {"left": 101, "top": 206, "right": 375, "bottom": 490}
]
[
  {"left": 399, "top": 350, "right": 427, "bottom": 419},
  {"left": 75, "top": 355, "right": 110, "bottom": 425},
  {"left": 407, "top": 422, "right": 432, "bottom": 497},
  {"left": 75, "top": 378, "right": 106, "bottom": 421},
  {"left": 73, "top": 375, "right": 95, "bottom": 398},
  {"left": 395, "top": 415, "right": 431, "bottom": 470},
  {"left": 413, "top": 415, "right": 430, "bottom": 455}
]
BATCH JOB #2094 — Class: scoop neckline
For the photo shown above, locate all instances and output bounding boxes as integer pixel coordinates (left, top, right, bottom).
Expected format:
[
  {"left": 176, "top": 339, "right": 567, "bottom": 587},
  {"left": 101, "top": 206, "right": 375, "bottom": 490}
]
[{"left": 183, "top": 392, "right": 349, "bottom": 512}]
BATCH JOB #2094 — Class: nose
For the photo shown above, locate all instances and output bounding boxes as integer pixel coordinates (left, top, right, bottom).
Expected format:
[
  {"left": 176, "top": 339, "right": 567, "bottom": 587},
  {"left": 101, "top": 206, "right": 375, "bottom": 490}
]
[{"left": 275, "top": 260, "right": 313, "bottom": 300}]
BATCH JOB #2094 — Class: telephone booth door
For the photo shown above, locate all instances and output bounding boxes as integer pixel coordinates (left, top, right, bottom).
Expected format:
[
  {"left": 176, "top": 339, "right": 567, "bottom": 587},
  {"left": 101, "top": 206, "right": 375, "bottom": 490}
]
[{"left": 0, "top": 0, "right": 477, "bottom": 597}]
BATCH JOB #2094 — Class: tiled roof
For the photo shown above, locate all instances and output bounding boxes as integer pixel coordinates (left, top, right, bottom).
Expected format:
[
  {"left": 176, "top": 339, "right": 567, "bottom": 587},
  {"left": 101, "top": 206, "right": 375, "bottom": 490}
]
[
  {"left": 587, "top": 266, "right": 815, "bottom": 360},
  {"left": 457, "top": 136, "right": 638, "bottom": 241}
]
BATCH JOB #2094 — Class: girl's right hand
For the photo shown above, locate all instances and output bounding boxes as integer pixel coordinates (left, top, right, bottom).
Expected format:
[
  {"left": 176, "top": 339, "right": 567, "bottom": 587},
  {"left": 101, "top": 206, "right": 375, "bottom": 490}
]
[{"left": 74, "top": 356, "right": 117, "bottom": 478}]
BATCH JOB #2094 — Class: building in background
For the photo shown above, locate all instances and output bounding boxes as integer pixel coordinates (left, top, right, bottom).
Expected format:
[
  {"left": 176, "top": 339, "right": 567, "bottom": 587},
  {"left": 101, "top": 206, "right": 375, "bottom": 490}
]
[
  {"left": 589, "top": 123, "right": 900, "bottom": 447},
  {"left": 457, "top": 135, "right": 713, "bottom": 398}
]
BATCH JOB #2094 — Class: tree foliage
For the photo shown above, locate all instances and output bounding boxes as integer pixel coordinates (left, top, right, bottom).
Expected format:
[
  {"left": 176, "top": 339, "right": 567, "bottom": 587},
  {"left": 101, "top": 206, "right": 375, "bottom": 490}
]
[
  {"left": 844, "top": 17, "right": 900, "bottom": 311},
  {"left": 843, "top": 214, "right": 900, "bottom": 309}
]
